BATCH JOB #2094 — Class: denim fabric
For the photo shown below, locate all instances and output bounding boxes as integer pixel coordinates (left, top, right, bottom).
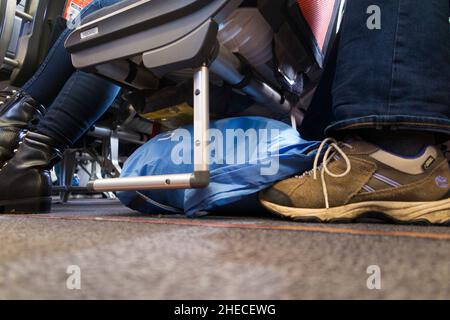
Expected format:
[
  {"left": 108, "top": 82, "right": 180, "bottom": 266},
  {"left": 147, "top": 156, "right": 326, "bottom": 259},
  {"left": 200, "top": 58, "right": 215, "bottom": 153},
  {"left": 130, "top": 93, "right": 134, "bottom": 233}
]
[
  {"left": 299, "top": 34, "right": 340, "bottom": 141},
  {"left": 37, "top": 71, "right": 121, "bottom": 147},
  {"left": 26, "top": 0, "right": 123, "bottom": 146},
  {"left": 324, "top": 0, "right": 450, "bottom": 136},
  {"left": 22, "top": 0, "right": 120, "bottom": 106}
]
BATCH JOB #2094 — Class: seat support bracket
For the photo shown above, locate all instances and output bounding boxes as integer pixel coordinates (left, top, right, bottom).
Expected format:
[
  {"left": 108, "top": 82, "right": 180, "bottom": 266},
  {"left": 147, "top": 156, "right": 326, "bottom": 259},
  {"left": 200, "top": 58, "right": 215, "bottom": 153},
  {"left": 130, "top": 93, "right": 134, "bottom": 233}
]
[{"left": 87, "top": 66, "right": 211, "bottom": 192}]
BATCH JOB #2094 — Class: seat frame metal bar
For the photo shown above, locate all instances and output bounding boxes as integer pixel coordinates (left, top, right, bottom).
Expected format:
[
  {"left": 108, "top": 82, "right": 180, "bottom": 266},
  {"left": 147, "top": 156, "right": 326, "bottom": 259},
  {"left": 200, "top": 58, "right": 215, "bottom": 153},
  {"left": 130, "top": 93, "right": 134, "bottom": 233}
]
[{"left": 87, "top": 66, "right": 211, "bottom": 192}]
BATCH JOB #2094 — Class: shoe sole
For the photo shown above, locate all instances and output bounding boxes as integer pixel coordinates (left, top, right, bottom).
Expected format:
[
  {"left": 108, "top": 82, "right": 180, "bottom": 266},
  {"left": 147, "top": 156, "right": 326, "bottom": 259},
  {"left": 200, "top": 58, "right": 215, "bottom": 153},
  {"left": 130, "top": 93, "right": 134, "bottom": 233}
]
[
  {"left": 260, "top": 197, "right": 450, "bottom": 225},
  {"left": 0, "top": 197, "right": 52, "bottom": 214}
]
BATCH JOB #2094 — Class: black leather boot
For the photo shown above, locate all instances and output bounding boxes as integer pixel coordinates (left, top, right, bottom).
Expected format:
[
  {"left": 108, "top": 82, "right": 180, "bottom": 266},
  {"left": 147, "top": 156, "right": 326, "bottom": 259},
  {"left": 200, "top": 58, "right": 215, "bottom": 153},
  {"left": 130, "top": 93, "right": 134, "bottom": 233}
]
[
  {"left": 0, "top": 90, "right": 46, "bottom": 168},
  {"left": 0, "top": 132, "right": 63, "bottom": 214}
]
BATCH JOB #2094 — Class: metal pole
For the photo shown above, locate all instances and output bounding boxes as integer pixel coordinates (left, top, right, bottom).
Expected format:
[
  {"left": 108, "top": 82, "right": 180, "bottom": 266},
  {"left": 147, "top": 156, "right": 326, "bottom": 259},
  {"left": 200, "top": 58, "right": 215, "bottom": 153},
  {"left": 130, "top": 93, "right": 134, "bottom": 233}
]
[
  {"left": 210, "top": 45, "right": 304, "bottom": 126},
  {"left": 87, "top": 67, "right": 211, "bottom": 192},
  {"left": 15, "top": 10, "right": 33, "bottom": 22},
  {"left": 88, "top": 173, "right": 195, "bottom": 192},
  {"left": 193, "top": 65, "right": 210, "bottom": 172}
]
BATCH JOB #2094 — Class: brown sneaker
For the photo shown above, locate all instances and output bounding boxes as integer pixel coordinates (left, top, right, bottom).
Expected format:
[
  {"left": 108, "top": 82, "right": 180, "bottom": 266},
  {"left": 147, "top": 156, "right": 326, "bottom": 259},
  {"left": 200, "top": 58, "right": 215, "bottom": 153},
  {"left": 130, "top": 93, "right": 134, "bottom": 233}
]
[{"left": 259, "top": 138, "right": 450, "bottom": 225}]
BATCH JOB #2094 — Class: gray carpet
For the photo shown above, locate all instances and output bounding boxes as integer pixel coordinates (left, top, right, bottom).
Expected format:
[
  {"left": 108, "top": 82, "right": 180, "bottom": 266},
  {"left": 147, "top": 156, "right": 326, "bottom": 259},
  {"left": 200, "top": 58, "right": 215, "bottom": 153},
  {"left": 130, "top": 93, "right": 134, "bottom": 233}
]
[{"left": 0, "top": 199, "right": 449, "bottom": 299}]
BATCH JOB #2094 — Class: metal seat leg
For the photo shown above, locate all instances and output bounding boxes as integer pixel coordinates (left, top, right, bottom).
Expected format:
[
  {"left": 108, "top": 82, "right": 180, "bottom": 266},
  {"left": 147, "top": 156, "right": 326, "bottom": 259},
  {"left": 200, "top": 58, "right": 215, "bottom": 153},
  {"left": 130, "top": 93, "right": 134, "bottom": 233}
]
[{"left": 87, "top": 66, "right": 210, "bottom": 192}]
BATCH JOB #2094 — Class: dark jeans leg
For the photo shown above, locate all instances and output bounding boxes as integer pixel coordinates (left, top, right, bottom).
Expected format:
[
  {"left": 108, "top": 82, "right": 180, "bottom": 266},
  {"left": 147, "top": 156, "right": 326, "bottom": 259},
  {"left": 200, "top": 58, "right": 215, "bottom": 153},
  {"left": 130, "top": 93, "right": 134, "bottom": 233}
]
[
  {"left": 299, "top": 34, "right": 340, "bottom": 141},
  {"left": 21, "top": 0, "right": 119, "bottom": 106},
  {"left": 21, "top": 27, "right": 74, "bottom": 106},
  {"left": 325, "top": 0, "right": 450, "bottom": 136},
  {"left": 36, "top": 71, "right": 121, "bottom": 147}
]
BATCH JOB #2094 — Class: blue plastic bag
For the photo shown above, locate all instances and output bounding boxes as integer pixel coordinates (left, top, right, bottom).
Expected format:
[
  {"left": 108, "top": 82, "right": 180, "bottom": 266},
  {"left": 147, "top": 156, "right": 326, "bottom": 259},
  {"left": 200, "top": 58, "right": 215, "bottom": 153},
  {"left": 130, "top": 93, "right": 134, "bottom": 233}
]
[{"left": 117, "top": 117, "right": 318, "bottom": 216}]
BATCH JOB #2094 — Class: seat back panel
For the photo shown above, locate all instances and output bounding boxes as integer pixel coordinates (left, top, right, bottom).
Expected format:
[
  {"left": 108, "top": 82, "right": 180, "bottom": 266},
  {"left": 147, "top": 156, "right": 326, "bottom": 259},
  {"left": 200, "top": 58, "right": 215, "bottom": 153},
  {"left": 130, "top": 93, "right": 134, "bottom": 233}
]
[
  {"left": 67, "top": 0, "right": 209, "bottom": 52},
  {"left": 66, "top": 0, "right": 242, "bottom": 70}
]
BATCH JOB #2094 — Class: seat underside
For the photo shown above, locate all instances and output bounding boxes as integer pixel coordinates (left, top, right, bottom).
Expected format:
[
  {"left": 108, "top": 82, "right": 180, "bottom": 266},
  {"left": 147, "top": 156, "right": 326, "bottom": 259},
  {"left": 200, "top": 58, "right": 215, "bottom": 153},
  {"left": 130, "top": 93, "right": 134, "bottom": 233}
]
[{"left": 65, "top": 0, "right": 242, "bottom": 70}]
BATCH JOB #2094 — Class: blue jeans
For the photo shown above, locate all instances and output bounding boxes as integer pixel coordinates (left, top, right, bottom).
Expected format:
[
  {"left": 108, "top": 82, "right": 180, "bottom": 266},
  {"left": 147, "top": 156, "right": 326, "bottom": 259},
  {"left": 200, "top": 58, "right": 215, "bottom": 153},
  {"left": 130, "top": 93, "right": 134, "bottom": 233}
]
[
  {"left": 22, "top": 0, "right": 122, "bottom": 146},
  {"left": 302, "top": 0, "right": 450, "bottom": 139}
]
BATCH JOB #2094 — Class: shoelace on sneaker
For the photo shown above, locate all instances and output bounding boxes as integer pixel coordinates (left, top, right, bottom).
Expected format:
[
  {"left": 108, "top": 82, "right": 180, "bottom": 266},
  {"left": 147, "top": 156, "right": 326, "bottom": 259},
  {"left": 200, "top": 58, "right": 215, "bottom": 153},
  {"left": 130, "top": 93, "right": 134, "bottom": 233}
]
[{"left": 311, "top": 138, "right": 352, "bottom": 209}]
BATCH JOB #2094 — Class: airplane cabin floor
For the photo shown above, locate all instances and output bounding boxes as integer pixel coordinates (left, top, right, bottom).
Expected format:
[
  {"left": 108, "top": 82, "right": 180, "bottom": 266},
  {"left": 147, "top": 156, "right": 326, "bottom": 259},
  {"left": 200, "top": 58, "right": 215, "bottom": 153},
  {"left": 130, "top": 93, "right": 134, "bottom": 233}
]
[{"left": 0, "top": 199, "right": 449, "bottom": 299}]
